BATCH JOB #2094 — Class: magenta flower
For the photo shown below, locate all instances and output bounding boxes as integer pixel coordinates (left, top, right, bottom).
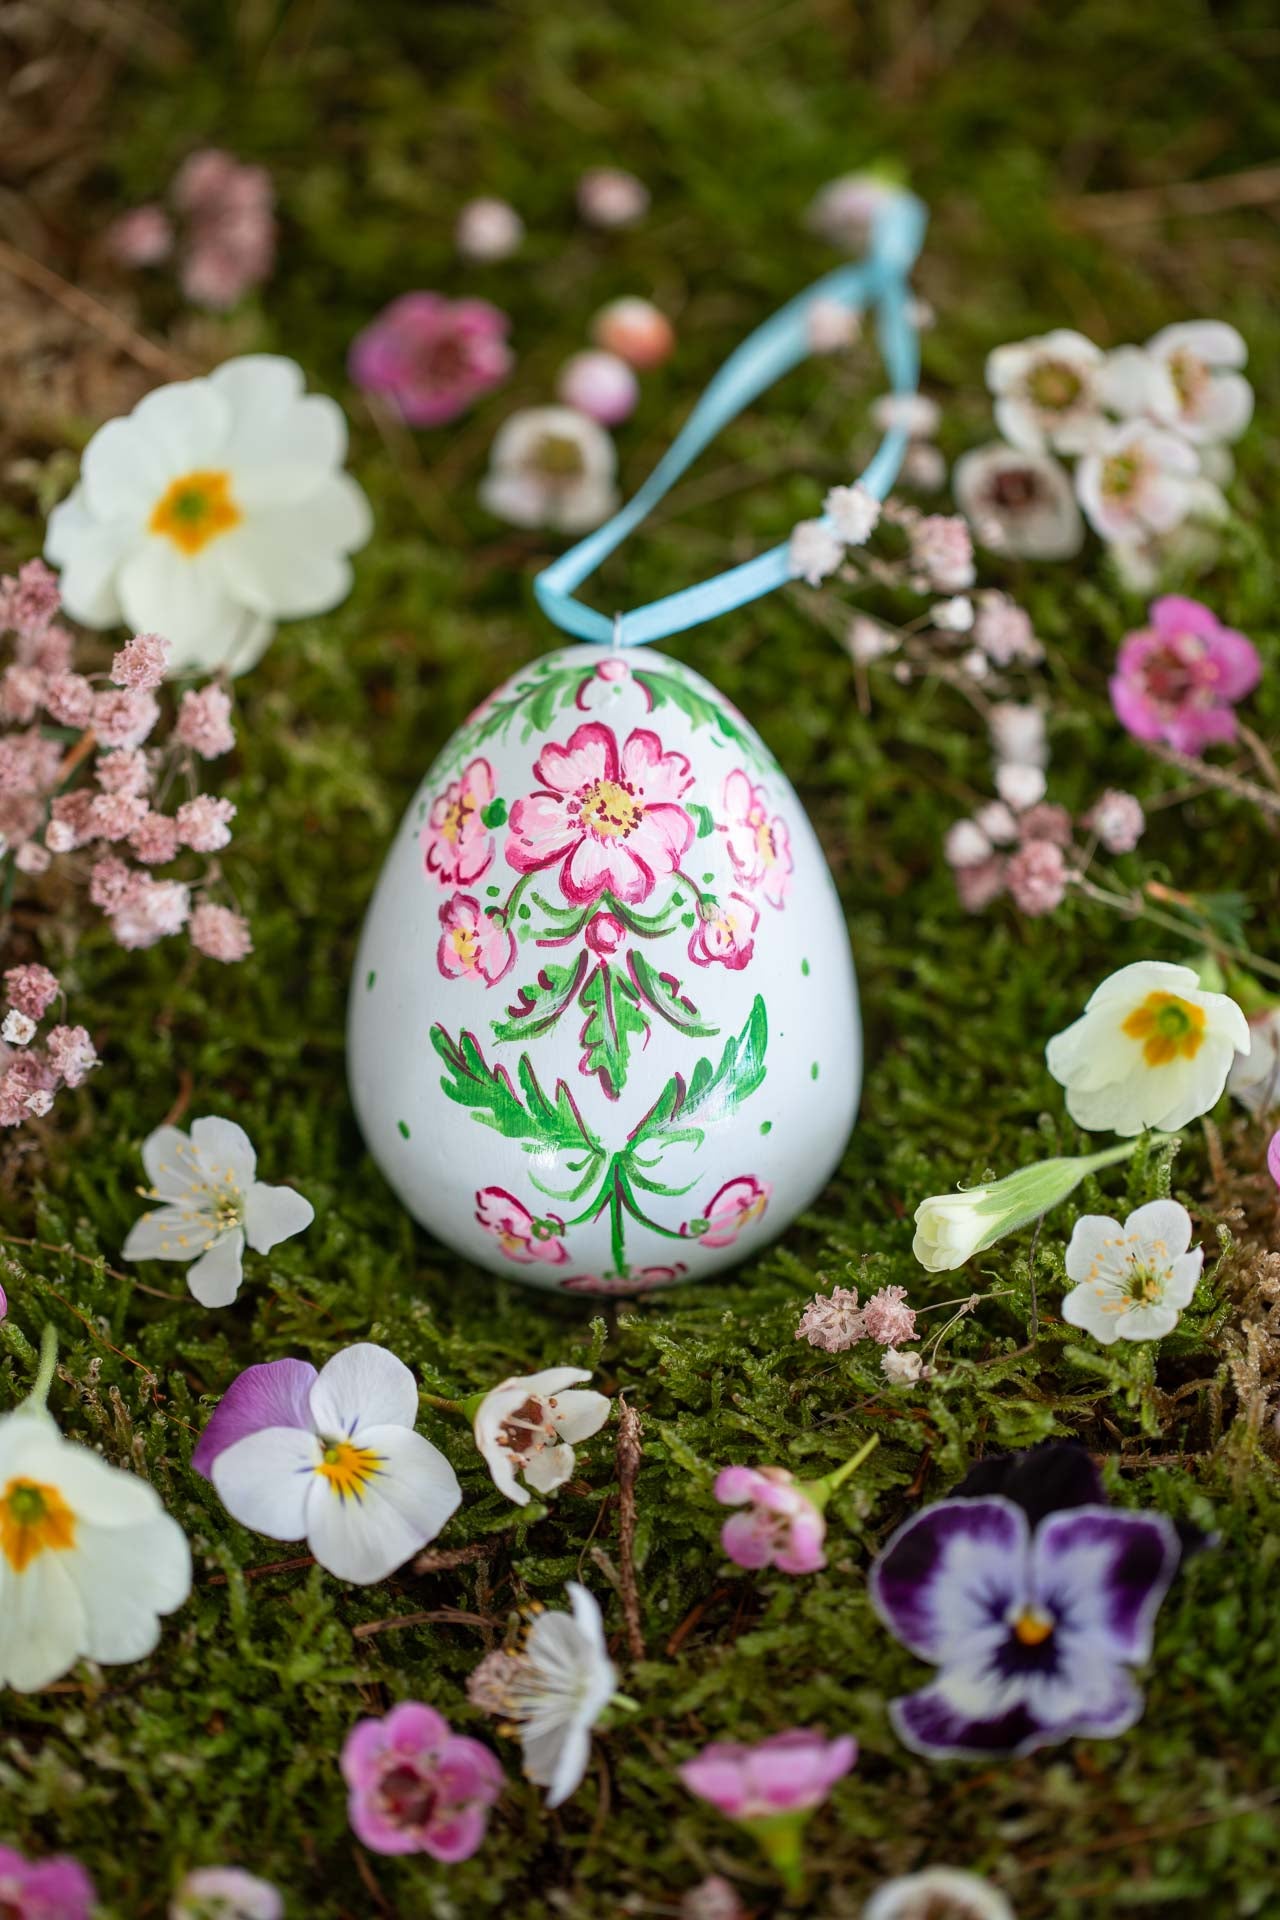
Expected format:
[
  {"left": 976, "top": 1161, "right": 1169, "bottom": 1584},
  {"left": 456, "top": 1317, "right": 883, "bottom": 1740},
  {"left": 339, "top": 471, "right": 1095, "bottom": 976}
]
[
  {"left": 506, "top": 721, "right": 694, "bottom": 907},
  {"left": 437, "top": 894, "right": 515, "bottom": 985},
  {"left": 422, "top": 758, "right": 497, "bottom": 889},
  {"left": 0, "top": 1845, "right": 95, "bottom": 1920},
  {"left": 715, "top": 1466, "right": 827, "bottom": 1574},
  {"left": 349, "top": 294, "right": 512, "bottom": 428},
  {"left": 698, "top": 1176, "right": 772, "bottom": 1249},
  {"left": 342, "top": 1701, "right": 503, "bottom": 1860},
  {"left": 689, "top": 892, "right": 758, "bottom": 971},
  {"left": 1110, "top": 596, "right": 1260, "bottom": 754},
  {"left": 1268, "top": 1129, "right": 1280, "bottom": 1190},
  {"left": 475, "top": 1186, "right": 568, "bottom": 1265},
  {"left": 720, "top": 771, "right": 792, "bottom": 910},
  {"left": 679, "top": 1729, "right": 856, "bottom": 1820}
]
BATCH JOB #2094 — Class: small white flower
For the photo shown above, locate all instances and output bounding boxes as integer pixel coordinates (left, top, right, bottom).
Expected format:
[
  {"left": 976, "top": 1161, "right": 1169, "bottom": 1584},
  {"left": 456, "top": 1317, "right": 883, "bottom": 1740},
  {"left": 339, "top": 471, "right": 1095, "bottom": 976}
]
[
  {"left": 1105, "top": 474, "right": 1229, "bottom": 593},
  {"left": 824, "top": 482, "right": 881, "bottom": 546},
  {"left": 931, "top": 595, "right": 973, "bottom": 633},
  {"left": 1046, "top": 960, "right": 1250, "bottom": 1136},
  {"left": 944, "top": 819, "right": 992, "bottom": 869},
  {"left": 880, "top": 1348, "right": 929, "bottom": 1386},
  {"left": 952, "top": 442, "right": 1084, "bottom": 560},
  {"left": 171, "top": 1866, "right": 283, "bottom": 1920},
  {"left": 44, "top": 356, "right": 372, "bottom": 676},
  {"left": 122, "top": 1116, "right": 314, "bottom": 1307},
  {"left": 201, "top": 1343, "right": 462, "bottom": 1586},
  {"left": 807, "top": 298, "right": 860, "bottom": 353},
  {"left": 900, "top": 441, "right": 946, "bottom": 491},
  {"left": 789, "top": 518, "right": 845, "bottom": 587},
  {"left": 806, "top": 173, "right": 901, "bottom": 251},
  {"left": 1, "top": 1010, "right": 35, "bottom": 1046},
  {"left": 996, "top": 762, "right": 1047, "bottom": 811},
  {"left": 847, "top": 617, "right": 899, "bottom": 664},
  {"left": 1075, "top": 420, "right": 1199, "bottom": 543},
  {"left": 480, "top": 406, "right": 619, "bottom": 533},
  {"left": 863, "top": 1866, "right": 1015, "bottom": 1920},
  {"left": 473, "top": 1367, "right": 610, "bottom": 1506},
  {"left": 988, "top": 701, "right": 1047, "bottom": 770},
  {"left": 470, "top": 1582, "right": 617, "bottom": 1806},
  {"left": 0, "top": 1407, "right": 191, "bottom": 1690},
  {"left": 1062, "top": 1199, "right": 1203, "bottom": 1345},
  {"left": 870, "top": 391, "right": 941, "bottom": 439},
  {"left": 975, "top": 800, "right": 1019, "bottom": 846},
  {"left": 1228, "top": 1008, "right": 1280, "bottom": 1116},
  {"left": 1145, "top": 321, "right": 1253, "bottom": 446},
  {"left": 985, "top": 329, "right": 1106, "bottom": 454},
  {"left": 455, "top": 196, "right": 524, "bottom": 263}
]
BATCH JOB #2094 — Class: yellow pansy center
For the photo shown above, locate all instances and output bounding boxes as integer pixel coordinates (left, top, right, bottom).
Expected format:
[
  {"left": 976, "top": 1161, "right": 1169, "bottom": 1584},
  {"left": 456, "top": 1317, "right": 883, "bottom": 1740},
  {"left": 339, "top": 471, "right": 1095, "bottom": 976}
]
[
  {"left": 149, "top": 469, "right": 242, "bottom": 555},
  {"left": 1011, "top": 1605, "right": 1055, "bottom": 1647},
  {"left": 315, "top": 1440, "right": 382, "bottom": 1500},
  {"left": 1, "top": 1476, "right": 76, "bottom": 1573},
  {"left": 1027, "top": 359, "right": 1082, "bottom": 412},
  {"left": 580, "top": 778, "right": 641, "bottom": 840},
  {"left": 1121, "top": 990, "right": 1207, "bottom": 1067}
]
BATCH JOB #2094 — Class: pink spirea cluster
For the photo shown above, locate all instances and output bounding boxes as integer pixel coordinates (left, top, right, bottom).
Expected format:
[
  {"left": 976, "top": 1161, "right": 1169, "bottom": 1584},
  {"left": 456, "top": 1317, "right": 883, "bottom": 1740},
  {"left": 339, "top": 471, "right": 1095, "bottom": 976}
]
[
  {"left": 946, "top": 769, "right": 1146, "bottom": 920},
  {"left": 0, "top": 965, "right": 97, "bottom": 1128},
  {"left": 795, "top": 1283, "right": 917, "bottom": 1352},
  {"left": 908, "top": 513, "right": 976, "bottom": 593},
  {"left": 108, "top": 149, "right": 276, "bottom": 310}
]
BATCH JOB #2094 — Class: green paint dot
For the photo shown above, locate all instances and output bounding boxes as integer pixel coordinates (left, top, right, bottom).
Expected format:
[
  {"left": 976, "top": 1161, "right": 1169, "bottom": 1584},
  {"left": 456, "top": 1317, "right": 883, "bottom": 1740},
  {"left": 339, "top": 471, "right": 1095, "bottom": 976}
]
[
  {"left": 518, "top": 904, "right": 532, "bottom": 920},
  {"left": 486, "top": 885, "right": 501, "bottom": 898},
  {"left": 366, "top": 969, "right": 376, "bottom": 991},
  {"left": 680, "top": 912, "right": 695, "bottom": 929},
  {"left": 397, "top": 1120, "right": 410, "bottom": 1139},
  {"left": 759, "top": 1120, "right": 772, "bottom": 1136},
  {"left": 702, "top": 871, "right": 716, "bottom": 885},
  {"left": 801, "top": 957, "right": 810, "bottom": 977},
  {"left": 810, "top": 1062, "right": 820, "bottom": 1081},
  {"left": 672, "top": 892, "right": 684, "bottom": 906},
  {"left": 481, "top": 797, "right": 508, "bottom": 828}
]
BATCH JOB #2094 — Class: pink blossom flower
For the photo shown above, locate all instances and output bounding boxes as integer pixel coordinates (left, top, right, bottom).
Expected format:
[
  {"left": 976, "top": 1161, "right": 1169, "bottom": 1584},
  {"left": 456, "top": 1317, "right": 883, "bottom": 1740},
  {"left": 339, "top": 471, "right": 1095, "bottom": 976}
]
[
  {"left": 973, "top": 593, "right": 1041, "bottom": 667},
  {"left": 111, "top": 876, "right": 190, "bottom": 949},
  {"left": 592, "top": 297, "right": 675, "bottom": 370},
  {"left": 1076, "top": 420, "right": 1198, "bottom": 541},
  {"left": 944, "top": 820, "right": 992, "bottom": 870},
  {"left": 350, "top": 294, "right": 512, "bottom": 428},
  {"left": 92, "top": 687, "right": 159, "bottom": 749},
  {"left": 506, "top": 721, "right": 693, "bottom": 907},
  {"left": 824, "top": 483, "right": 880, "bottom": 545},
  {"left": 720, "top": 770, "right": 792, "bottom": 909},
  {"left": 89, "top": 791, "right": 148, "bottom": 842},
  {"left": 437, "top": 894, "right": 515, "bottom": 985},
  {"left": 455, "top": 196, "right": 524, "bottom": 262},
  {"left": 110, "top": 631, "right": 170, "bottom": 690},
  {"left": 1086, "top": 789, "right": 1145, "bottom": 855},
  {"left": 909, "top": 514, "right": 975, "bottom": 592},
  {"left": 689, "top": 892, "right": 758, "bottom": 971},
  {"left": 177, "top": 794, "right": 236, "bottom": 851},
  {"left": 1268, "top": 1129, "right": 1280, "bottom": 1190},
  {"left": 341, "top": 1701, "right": 503, "bottom": 1861},
  {"left": 177, "top": 686, "right": 235, "bottom": 759},
  {"left": 714, "top": 1466, "right": 827, "bottom": 1574},
  {"left": 107, "top": 203, "right": 174, "bottom": 266},
  {"left": 577, "top": 167, "right": 649, "bottom": 228},
  {"left": 796, "top": 1285, "right": 865, "bottom": 1352},
  {"left": 96, "top": 747, "right": 151, "bottom": 795},
  {"left": 861, "top": 1285, "right": 917, "bottom": 1346},
  {"left": 130, "top": 811, "right": 181, "bottom": 865},
  {"left": 556, "top": 349, "right": 639, "bottom": 426},
  {"left": 0, "top": 1844, "right": 96, "bottom": 1920},
  {"left": 45, "top": 790, "right": 93, "bottom": 852},
  {"left": 679, "top": 1729, "right": 856, "bottom": 1820},
  {"left": 190, "top": 902, "right": 253, "bottom": 962},
  {"left": 45, "top": 1026, "right": 97, "bottom": 1088},
  {"left": 0, "top": 1049, "right": 57, "bottom": 1127},
  {"left": 584, "top": 910, "right": 626, "bottom": 956},
  {"left": 177, "top": 152, "right": 276, "bottom": 310},
  {"left": 1006, "top": 839, "right": 1069, "bottom": 916},
  {"left": 698, "top": 1176, "right": 772, "bottom": 1249},
  {"left": 422, "top": 758, "right": 497, "bottom": 888},
  {"left": 43, "top": 672, "right": 94, "bottom": 728},
  {"left": 475, "top": 1187, "right": 568, "bottom": 1265},
  {"left": 5, "top": 965, "right": 59, "bottom": 1019},
  {"left": 1, "top": 559, "right": 60, "bottom": 638},
  {"left": 1110, "top": 596, "right": 1260, "bottom": 754}
]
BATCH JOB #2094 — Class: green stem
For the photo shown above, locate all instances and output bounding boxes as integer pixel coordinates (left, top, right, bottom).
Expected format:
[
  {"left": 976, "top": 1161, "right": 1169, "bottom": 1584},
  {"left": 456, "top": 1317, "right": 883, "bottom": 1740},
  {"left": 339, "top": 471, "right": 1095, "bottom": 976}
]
[
  {"left": 816, "top": 1433, "right": 878, "bottom": 1500},
  {"left": 24, "top": 1323, "right": 58, "bottom": 1415},
  {"left": 419, "top": 1390, "right": 464, "bottom": 1415}
]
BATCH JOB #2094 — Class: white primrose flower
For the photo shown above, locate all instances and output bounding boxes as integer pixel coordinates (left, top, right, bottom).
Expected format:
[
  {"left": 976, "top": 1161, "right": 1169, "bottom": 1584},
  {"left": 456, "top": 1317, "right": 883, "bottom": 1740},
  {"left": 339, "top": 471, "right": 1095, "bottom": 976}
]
[
  {"left": 863, "top": 1866, "right": 1015, "bottom": 1920},
  {"left": 1228, "top": 1008, "right": 1280, "bottom": 1116},
  {"left": 913, "top": 1142, "right": 1142, "bottom": 1273},
  {"left": 1046, "top": 960, "right": 1250, "bottom": 1136},
  {"left": 480, "top": 405, "right": 619, "bottom": 533},
  {"left": 472, "top": 1366, "right": 610, "bottom": 1506},
  {"left": 0, "top": 1404, "right": 191, "bottom": 1691},
  {"left": 1075, "top": 420, "right": 1199, "bottom": 543},
  {"left": 952, "top": 442, "right": 1083, "bottom": 560},
  {"left": 1144, "top": 321, "right": 1253, "bottom": 446},
  {"left": 467, "top": 1582, "right": 618, "bottom": 1807},
  {"left": 194, "top": 1343, "right": 462, "bottom": 1586},
  {"left": 1062, "top": 1200, "right": 1203, "bottom": 1345},
  {"left": 985, "top": 330, "right": 1106, "bottom": 454},
  {"left": 123, "top": 1117, "right": 314, "bottom": 1308},
  {"left": 45, "top": 356, "right": 372, "bottom": 676}
]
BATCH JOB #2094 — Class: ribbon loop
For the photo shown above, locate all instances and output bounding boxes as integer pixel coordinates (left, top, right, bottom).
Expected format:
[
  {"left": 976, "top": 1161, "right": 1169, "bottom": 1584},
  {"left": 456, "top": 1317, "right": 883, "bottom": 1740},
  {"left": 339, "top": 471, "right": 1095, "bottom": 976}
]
[{"left": 533, "top": 190, "right": 927, "bottom": 648}]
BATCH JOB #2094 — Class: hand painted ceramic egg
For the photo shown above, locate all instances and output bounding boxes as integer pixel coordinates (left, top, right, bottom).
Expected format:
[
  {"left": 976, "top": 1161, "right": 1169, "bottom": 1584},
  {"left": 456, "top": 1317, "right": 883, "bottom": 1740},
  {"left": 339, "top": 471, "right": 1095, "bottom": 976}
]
[{"left": 348, "top": 644, "right": 860, "bottom": 1295}]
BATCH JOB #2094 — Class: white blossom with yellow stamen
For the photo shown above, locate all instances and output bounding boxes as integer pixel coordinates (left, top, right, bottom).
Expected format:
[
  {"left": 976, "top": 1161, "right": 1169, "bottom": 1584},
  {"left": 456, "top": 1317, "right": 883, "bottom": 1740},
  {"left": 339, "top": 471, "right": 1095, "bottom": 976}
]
[
  {"left": 1061, "top": 1200, "right": 1203, "bottom": 1345},
  {"left": 123, "top": 1116, "right": 314, "bottom": 1307},
  {"left": 1045, "top": 960, "right": 1249, "bottom": 1136},
  {"left": 471, "top": 1367, "right": 610, "bottom": 1506},
  {"left": 44, "top": 356, "right": 371, "bottom": 676}
]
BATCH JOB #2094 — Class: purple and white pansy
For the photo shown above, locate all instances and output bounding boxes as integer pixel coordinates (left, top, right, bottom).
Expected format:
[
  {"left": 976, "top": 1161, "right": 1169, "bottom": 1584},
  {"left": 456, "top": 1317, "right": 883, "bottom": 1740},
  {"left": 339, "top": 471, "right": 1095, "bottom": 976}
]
[{"left": 870, "top": 1445, "right": 1186, "bottom": 1758}]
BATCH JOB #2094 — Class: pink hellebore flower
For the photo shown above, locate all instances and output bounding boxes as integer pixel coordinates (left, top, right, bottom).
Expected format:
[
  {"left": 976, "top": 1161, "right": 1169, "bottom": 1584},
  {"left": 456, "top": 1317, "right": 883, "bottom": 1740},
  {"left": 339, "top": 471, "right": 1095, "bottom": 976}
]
[
  {"left": 1110, "top": 596, "right": 1260, "bottom": 754},
  {"left": 0, "top": 1845, "right": 96, "bottom": 1920},
  {"left": 342, "top": 1701, "right": 503, "bottom": 1861},
  {"left": 349, "top": 294, "right": 513, "bottom": 428},
  {"left": 714, "top": 1465, "right": 827, "bottom": 1574}
]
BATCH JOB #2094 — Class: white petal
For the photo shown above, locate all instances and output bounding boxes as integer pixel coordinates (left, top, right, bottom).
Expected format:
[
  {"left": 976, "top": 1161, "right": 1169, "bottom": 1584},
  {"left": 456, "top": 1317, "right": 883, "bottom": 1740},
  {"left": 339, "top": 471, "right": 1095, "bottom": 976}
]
[
  {"left": 0, "top": 1552, "right": 87, "bottom": 1691},
  {"left": 1115, "top": 1303, "right": 1180, "bottom": 1341},
  {"left": 1063, "top": 1214, "right": 1124, "bottom": 1284},
  {"left": 475, "top": 1423, "right": 528, "bottom": 1506},
  {"left": 208, "top": 353, "right": 306, "bottom": 414},
  {"left": 1188, "top": 372, "right": 1253, "bottom": 444},
  {"left": 502, "top": 1366, "right": 593, "bottom": 1397},
  {"left": 1163, "top": 1250, "right": 1205, "bottom": 1308},
  {"left": 20, "top": 1427, "right": 162, "bottom": 1528},
  {"left": 229, "top": 397, "right": 351, "bottom": 505},
  {"left": 1124, "top": 1199, "right": 1193, "bottom": 1258},
  {"left": 123, "top": 1205, "right": 214, "bottom": 1264},
  {"left": 550, "top": 1390, "right": 611, "bottom": 1445},
  {"left": 141, "top": 1124, "right": 203, "bottom": 1199},
  {"left": 117, "top": 539, "right": 247, "bottom": 664},
  {"left": 211, "top": 1425, "right": 321, "bottom": 1539},
  {"left": 1150, "top": 320, "right": 1247, "bottom": 370},
  {"left": 1061, "top": 1282, "right": 1123, "bottom": 1344},
  {"left": 243, "top": 1181, "right": 314, "bottom": 1254},
  {"left": 993, "top": 395, "right": 1045, "bottom": 454},
  {"left": 190, "top": 1116, "right": 257, "bottom": 1189},
  {"left": 43, "top": 488, "right": 128, "bottom": 628},
  {"left": 63, "top": 1510, "right": 191, "bottom": 1662},
  {"left": 187, "top": 1230, "right": 246, "bottom": 1307},
  {"left": 83, "top": 380, "right": 232, "bottom": 522},
  {"left": 214, "top": 473, "right": 370, "bottom": 618},
  {"left": 524, "top": 1443, "right": 576, "bottom": 1494},
  {"left": 305, "top": 1427, "right": 459, "bottom": 1585},
  {"left": 310, "top": 1343, "right": 418, "bottom": 1437}
]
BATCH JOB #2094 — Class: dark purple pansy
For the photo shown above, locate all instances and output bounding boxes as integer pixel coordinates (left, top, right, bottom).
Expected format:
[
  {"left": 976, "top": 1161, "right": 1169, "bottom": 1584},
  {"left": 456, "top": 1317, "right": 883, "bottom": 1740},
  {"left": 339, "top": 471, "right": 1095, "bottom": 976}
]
[{"left": 869, "top": 1479, "right": 1184, "bottom": 1760}]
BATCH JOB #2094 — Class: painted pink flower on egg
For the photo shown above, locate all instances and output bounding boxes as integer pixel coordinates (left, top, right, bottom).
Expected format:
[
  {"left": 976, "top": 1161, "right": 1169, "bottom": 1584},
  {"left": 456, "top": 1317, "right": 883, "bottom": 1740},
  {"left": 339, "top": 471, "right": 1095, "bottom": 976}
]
[
  {"left": 475, "top": 1187, "right": 569, "bottom": 1265},
  {"left": 423, "top": 758, "right": 497, "bottom": 888},
  {"left": 699, "top": 1176, "right": 772, "bottom": 1249},
  {"left": 575, "top": 657, "right": 653, "bottom": 712},
  {"left": 437, "top": 895, "right": 515, "bottom": 986},
  {"left": 689, "top": 891, "right": 759, "bottom": 971},
  {"left": 721, "top": 770, "right": 793, "bottom": 909},
  {"left": 505, "top": 721, "right": 694, "bottom": 906},
  {"left": 561, "top": 1264, "right": 688, "bottom": 1294}
]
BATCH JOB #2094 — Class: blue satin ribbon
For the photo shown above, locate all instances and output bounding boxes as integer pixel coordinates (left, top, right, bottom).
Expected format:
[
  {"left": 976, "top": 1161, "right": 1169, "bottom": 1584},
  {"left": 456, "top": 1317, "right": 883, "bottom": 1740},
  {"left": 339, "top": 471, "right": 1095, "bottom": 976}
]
[{"left": 533, "top": 191, "right": 927, "bottom": 648}]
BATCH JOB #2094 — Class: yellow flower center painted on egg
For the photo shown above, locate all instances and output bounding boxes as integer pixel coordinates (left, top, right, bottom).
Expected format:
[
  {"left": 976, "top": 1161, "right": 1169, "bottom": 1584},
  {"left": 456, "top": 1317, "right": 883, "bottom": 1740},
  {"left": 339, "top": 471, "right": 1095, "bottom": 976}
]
[
  {"left": 1121, "top": 990, "right": 1207, "bottom": 1067},
  {"left": 1011, "top": 1606, "right": 1055, "bottom": 1647},
  {"left": 315, "top": 1440, "right": 382, "bottom": 1500},
  {"left": 580, "top": 778, "right": 642, "bottom": 839},
  {"left": 450, "top": 926, "right": 479, "bottom": 966},
  {"left": 1, "top": 1476, "right": 76, "bottom": 1573},
  {"left": 149, "top": 469, "right": 242, "bottom": 555}
]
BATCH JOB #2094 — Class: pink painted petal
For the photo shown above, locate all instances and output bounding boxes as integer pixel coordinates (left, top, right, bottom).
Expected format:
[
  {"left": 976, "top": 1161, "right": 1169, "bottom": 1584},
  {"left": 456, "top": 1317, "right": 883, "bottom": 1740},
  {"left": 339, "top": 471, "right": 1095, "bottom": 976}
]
[
  {"left": 476, "top": 1187, "right": 535, "bottom": 1240},
  {"left": 535, "top": 721, "right": 617, "bottom": 795},
  {"left": 628, "top": 802, "right": 694, "bottom": 875},
  {"left": 722, "top": 768, "right": 756, "bottom": 826},
  {"left": 506, "top": 792, "right": 579, "bottom": 872},
  {"left": 564, "top": 831, "right": 651, "bottom": 905},
  {"left": 191, "top": 1357, "right": 318, "bottom": 1478},
  {"left": 462, "top": 758, "right": 495, "bottom": 807},
  {"left": 621, "top": 727, "right": 693, "bottom": 802}
]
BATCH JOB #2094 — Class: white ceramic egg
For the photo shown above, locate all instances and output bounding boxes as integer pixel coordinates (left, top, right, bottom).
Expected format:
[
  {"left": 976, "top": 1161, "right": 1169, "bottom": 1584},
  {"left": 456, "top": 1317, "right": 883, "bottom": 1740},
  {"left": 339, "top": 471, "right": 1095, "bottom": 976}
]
[{"left": 348, "top": 644, "right": 860, "bottom": 1295}]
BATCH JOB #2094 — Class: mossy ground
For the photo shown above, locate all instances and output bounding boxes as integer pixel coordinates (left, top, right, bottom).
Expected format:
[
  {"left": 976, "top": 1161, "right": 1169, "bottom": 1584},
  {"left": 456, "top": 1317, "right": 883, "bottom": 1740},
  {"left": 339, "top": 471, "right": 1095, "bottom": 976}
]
[{"left": 3, "top": 3, "right": 1280, "bottom": 1915}]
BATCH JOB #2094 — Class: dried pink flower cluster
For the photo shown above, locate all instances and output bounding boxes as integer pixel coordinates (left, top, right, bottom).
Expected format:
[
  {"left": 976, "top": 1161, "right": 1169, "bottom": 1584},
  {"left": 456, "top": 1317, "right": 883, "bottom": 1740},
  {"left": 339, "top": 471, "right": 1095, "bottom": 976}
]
[
  {"left": 0, "top": 964, "right": 97, "bottom": 1127},
  {"left": 107, "top": 148, "right": 276, "bottom": 310},
  {"left": 796, "top": 1283, "right": 918, "bottom": 1353},
  {"left": 946, "top": 774, "right": 1146, "bottom": 918}
]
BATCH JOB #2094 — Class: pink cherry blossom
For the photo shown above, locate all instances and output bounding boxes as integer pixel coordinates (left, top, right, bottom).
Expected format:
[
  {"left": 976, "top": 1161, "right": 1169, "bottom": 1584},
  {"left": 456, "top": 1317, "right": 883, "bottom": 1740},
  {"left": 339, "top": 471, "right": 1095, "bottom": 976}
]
[
  {"left": 698, "top": 1176, "right": 772, "bottom": 1249},
  {"left": 437, "top": 894, "right": 516, "bottom": 985},
  {"left": 688, "top": 892, "right": 759, "bottom": 971},
  {"left": 0, "top": 1844, "right": 96, "bottom": 1920},
  {"left": 1110, "top": 596, "right": 1260, "bottom": 754},
  {"left": 714, "top": 1465, "right": 827, "bottom": 1574},
  {"left": 349, "top": 294, "right": 512, "bottom": 428},
  {"left": 475, "top": 1187, "right": 569, "bottom": 1266},
  {"left": 422, "top": 758, "right": 497, "bottom": 889},
  {"left": 679, "top": 1729, "right": 857, "bottom": 1821},
  {"left": 341, "top": 1701, "right": 503, "bottom": 1861},
  {"left": 720, "top": 770, "right": 792, "bottom": 909},
  {"left": 506, "top": 721, "right": 694, "bottom": 907}
]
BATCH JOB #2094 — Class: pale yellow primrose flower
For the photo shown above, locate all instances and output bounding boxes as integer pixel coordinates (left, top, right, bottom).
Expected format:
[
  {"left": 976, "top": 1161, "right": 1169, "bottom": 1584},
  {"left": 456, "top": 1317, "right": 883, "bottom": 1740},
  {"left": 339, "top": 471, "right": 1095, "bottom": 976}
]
[
  {"left": 1046, "top": 960, "right": 1249, "bottom": 1136},
  {"left": 912, "top": 1142, "right": 1139, "bottom": 1273}
]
